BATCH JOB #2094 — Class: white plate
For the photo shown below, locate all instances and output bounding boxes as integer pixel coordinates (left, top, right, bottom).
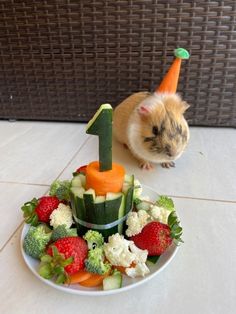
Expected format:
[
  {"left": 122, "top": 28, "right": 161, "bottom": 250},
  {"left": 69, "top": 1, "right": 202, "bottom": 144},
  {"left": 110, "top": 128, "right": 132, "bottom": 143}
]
[{"left": 20, "top": 185, "right": 179, "bottom": 296}]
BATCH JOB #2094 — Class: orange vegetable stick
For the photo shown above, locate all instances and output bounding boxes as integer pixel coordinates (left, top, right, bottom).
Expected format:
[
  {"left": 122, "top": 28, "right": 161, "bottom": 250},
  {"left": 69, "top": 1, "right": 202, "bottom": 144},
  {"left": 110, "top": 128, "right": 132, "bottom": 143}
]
[
  {"left": 156, "top": 48, "right": 190, "bottom": 94},
  {"left": 86, "top": 161, "right": 125, "bottom": 196},
  {"left": 79, "top": 273, "right": 108, "bottom": 287},
  {"left": 114, "top": 262, "right": 136, "bottom": 274},
  {"left": 156, "top": 58, "right": 182, "bottom": 94},
  {"left": 66, "top": 270, "right": 92, "bottom": 284}
]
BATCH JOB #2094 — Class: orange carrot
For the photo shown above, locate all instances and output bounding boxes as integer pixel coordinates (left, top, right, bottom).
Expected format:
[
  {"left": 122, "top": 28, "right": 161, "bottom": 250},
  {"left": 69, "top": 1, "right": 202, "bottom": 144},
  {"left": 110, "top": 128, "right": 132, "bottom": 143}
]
[
  {"left": 155, "top": 48, "right": 189, "bottom": 94},
  {"left": 156, "top": 58, "right": 182, "bottom": 94},
  {"left": 66, "top": 269, "right": 92, "bottom": 284},
  {"left": 86, "top": 161, "right": 125, "bottom": 196},
  {"left": 79, "top": 273, "right": 108, "bottom": 287},
  {"left": 114, "top": 262, "right": 136, "bottom": 274}
]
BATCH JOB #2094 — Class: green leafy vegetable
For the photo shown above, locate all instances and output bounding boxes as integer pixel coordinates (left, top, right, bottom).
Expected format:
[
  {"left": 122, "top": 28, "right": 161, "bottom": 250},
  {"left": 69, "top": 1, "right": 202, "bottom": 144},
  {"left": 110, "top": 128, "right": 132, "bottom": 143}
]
[
  {"left": 83, "top": 230, "right": 104, "bottom": 250},
  {"left": 168, "top": 211, "right": 183, "bottom": 244},
  {"left": 156, "top": 196, "right": 175, "bottom": 211},
  {"left": 49, "top": 180, "right": 71, "bottom": 201},
  {"left": 51, "top": 224, "right": 77, "bottom": 241},
  {"left": 23, "top": 224, "right": 52, "bottom": 259},
  {"left": 85, "top": 247, "right": 111, "bottom": 275}
]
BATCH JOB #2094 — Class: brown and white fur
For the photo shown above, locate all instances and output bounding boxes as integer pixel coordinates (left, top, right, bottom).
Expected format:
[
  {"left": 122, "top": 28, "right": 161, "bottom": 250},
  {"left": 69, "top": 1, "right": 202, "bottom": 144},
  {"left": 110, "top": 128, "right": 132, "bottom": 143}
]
[{"left": 113, "top": 91, "right": 190, "bottom": 169}]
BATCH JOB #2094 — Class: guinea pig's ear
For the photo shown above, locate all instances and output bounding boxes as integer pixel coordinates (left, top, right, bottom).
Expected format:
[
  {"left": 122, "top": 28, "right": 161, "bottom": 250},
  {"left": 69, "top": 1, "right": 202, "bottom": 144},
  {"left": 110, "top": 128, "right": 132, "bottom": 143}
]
[
  {"left": 180, "top": 101, "right": 190, "bottom": 114},
  {"left": 137, "top": 105, "right": 151, "bottom": 118}
]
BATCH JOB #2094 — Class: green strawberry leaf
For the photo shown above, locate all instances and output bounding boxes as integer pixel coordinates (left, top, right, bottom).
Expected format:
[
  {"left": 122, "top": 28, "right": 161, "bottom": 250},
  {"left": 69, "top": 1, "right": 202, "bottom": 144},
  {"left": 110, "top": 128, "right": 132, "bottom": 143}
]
[
  {"left": 56, "top": 273, "right": 67, "bottom": 284},
  {"left": 61, "top": 257, "right": 74, "bottom": 267},
  {"left": 156, "top": 196, "right": 175, "bottom": 211},
  {"left": 39, "top": 264, "right": 53, "bottom": 279},
  {"left": 21, "top": 198, "right": 39, "bottom": 226}
]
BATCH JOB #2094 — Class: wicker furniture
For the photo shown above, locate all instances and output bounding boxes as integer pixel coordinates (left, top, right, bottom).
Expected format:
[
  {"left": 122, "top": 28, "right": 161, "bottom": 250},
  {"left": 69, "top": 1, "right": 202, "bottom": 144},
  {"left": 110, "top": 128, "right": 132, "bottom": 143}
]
[{"left": 0, "top": 0, "right": 235, "bottom": 126}]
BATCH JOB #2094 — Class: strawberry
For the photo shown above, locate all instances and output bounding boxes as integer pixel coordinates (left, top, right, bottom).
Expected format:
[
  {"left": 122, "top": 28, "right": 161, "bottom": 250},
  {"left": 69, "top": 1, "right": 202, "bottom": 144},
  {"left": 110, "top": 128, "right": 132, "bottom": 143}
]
[
  {"left": 21, "top": 196, "right": 60, "bottom": 226},
  {"left": 47, "top": 237, "right": 88, "bottom": 274},
  {"left": 39, "top": 237, "right": 88, "bottom": 284},
  {"left": 131, "top": 211, "right": 183, "bottom": 256},
  {"left": 75, "top": 165, "right": 87, "bottom": 175}
]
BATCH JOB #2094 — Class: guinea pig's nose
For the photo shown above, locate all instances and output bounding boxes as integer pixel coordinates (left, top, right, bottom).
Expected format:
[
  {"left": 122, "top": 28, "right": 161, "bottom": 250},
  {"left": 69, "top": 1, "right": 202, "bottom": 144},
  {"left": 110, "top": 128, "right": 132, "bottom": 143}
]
[
  {"left": 165, "top": 146, "right": 175, "bottom": 157},
  {"left": 167, "top": 151, "right": 173, "bottom": 157}
]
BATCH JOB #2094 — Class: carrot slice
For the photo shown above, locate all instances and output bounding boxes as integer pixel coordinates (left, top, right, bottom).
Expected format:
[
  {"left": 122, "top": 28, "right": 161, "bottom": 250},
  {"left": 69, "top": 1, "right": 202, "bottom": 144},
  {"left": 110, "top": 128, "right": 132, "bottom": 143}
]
[
  {"left": 114, "top": 262, "right": 136, "bottom": 274},
  {"left": 79, "top": 273, "right": 107, "bottom": 287},
  {"left": 86, "top": 161, "right": 125, "bottom": 196},
  {"left": 66, "top": 270, "right": 92, "bottom": 284}
]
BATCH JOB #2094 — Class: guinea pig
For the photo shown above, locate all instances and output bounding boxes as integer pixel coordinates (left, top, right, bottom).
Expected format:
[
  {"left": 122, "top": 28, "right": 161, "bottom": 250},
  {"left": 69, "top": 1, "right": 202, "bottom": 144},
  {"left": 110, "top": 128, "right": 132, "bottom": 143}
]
[{"left": 113, "top": 91, "right": 190, "bottom": 169}]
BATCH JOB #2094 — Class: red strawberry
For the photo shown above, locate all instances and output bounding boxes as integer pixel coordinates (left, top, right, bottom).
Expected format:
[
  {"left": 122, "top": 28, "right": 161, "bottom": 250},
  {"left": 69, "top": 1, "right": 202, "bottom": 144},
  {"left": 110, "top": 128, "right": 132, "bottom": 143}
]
[
  {"left": 75, "top": 165, "right": 87, "bottom": 175},
  {"left": 21, "top": 196, "right": 60, "bottom": 225},
  {"left": 131, "top": 222, "right": 172, "bottom": 256},
  {"left": 131, "top": 212, "right": 183, "bottom": 256},
  {"left": 47, "top": 237, "right": 88, "bottom": 275},
  {"left": 35, "top": 196, "right": 60, "bottom": 223}
]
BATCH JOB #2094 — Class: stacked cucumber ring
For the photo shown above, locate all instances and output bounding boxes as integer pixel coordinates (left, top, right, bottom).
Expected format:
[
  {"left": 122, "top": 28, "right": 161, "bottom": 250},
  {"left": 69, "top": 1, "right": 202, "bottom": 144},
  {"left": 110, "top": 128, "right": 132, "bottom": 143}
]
[{"left": 70, "top": 170, "right": 135, "bottom": 238}]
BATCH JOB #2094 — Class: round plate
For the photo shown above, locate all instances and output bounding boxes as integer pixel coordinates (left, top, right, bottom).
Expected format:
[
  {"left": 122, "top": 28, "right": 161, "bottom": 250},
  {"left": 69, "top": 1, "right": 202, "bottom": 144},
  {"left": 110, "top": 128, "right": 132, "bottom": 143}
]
[{"left": 20, "top": 185, "right": 179, "bottom": 296}]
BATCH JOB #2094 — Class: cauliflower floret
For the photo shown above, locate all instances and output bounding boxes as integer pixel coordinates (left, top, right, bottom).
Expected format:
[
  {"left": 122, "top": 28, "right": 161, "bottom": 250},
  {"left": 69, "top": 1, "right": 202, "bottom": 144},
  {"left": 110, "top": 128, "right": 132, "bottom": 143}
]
[
  {"left": 104, "top": 234, "right": 136, "bottom": 267},
  {"left": 129, "top": 242, "right": 148, "bottom": 264},
  {"left": 50, "top": 203, "right": 73, "bottom": 229},
  {"left": 125, "top": 263, "right": 150, "bottom": 278},
  {"left": 133, "top": 179, "right": 142, "bottom": 199},
  {"left": 104, "top": 234, "right": 150, "bottom": 278},
  {"left": 150, "top": 205, "right": 171, "bottom": 224},
  {"left": 126, "top": 210, "right": 150, "bottom": 237}
]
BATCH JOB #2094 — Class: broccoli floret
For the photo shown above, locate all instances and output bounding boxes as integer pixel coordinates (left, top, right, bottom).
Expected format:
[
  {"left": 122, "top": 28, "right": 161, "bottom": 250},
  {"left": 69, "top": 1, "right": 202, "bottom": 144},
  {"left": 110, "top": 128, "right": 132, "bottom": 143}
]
[
  {"left": 23, "top": 224, "right": 52, "bottom": 259},
  {"left": 51, "top": 224, "right": 77, "bottom": 241},
  {"left": 83, "top": 230, "right": 104, "bottom": 250},
  {"left": 49, "top": 180, "right": 71, "bottom": 201},
  {"left": 85, "top": 247, "right": 111, "bottom": 275}
]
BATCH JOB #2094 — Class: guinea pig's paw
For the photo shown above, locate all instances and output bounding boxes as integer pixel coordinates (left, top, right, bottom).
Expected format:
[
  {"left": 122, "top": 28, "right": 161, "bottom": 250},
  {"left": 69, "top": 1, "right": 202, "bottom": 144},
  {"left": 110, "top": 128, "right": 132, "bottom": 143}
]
[
  {"left": 161, "top": 162, "right": 175, "bottom": 169},
  {"left": 139, "top": 161, "right": 154, "bottom": 170}
]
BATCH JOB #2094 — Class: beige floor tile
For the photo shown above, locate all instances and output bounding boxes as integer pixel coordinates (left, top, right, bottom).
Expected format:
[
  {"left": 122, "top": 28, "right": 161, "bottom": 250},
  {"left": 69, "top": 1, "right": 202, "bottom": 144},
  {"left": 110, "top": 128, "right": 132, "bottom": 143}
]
[
  {"left": 0, "top": 121, "right": 87, "bottom": 185},
  {"left": 0, "top": 182, "right": 48, "bottom": 250},
  {"left": 59, "top": 127, "right": 236, "bottom": 201}
]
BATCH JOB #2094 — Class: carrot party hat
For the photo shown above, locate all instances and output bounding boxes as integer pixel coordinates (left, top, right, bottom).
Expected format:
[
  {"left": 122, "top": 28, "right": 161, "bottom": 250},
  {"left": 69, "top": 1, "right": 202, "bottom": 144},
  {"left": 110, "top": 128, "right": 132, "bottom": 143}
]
[{"left": 156, "top": 48, "right": 190, "bottom": 94}]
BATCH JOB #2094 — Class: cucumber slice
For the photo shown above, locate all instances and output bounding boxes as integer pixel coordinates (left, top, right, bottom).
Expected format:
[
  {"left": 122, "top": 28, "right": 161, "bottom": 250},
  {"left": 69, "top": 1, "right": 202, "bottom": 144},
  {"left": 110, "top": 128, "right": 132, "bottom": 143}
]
[
  {"left": 124, "top": 174, "right": 134, "bottom": 184},
  {"left": 71, "top": 176, "right": 82, "bottom": 188},
  {"left": 70, "top": 178, "right": 134, "bottom": 238},
  {"left": 106, "top": 192, "right": 123, "bottom": 201},
  {"left": 124, "top": 175, "right": 134, "bottom": 214},
  {"left": 86, "top": 104, "right": 113, "bottom": 171},
  {"left": 103, "top": 272, "right": 122, "bottom": 290},
  {"left": 78, "top": 174, "right": 86, "bottom": 187},
  {"left": 147, "top": 255, "right": 160, "bottom": 264},
  {"left": 70, "top": 186, "right": 85, "bottom": 198},
  {"left": 105, "top": 193, "right": 123, "bottom": 223},
  {"left": 83, "top": 189, "right": 96, "bottom": 223},
  {"left": 95, "top": 196, "right": 106, "bottom": 203}
]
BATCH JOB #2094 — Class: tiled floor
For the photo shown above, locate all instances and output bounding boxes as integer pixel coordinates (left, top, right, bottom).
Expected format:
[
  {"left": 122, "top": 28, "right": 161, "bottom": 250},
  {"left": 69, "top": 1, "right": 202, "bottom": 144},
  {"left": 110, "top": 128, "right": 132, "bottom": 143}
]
[{"left": 0, "top": 120, "right": 235, "bottom": 314}]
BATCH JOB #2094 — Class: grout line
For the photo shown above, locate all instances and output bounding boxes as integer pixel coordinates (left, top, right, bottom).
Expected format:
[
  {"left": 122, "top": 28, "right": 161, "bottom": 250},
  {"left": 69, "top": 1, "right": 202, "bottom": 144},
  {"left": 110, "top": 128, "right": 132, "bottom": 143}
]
[
  {"left": 53, "top": 135, "right": 91, "bottom": 181},
  {"left": 0, "top": 220, "right": 24, "bottom": 253},
  {"left": 0, "top": 186, "right": 51, "bottom": 253},
  {"left": 0, "top": 137, "right": 91, "bottom": 253},
  {"left": 167, "top": 194, "right": 236, "bottom": 204},
  {"left": 0, "top": 181, "right": 50, "bottom": 187}
]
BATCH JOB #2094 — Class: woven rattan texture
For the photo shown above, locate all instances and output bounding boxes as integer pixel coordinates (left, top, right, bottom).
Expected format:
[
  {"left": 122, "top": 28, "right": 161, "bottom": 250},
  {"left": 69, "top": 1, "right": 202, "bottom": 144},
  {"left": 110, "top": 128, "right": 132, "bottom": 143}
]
[{"left": 0, "top": 0, "right": 235, "bottom": 126}]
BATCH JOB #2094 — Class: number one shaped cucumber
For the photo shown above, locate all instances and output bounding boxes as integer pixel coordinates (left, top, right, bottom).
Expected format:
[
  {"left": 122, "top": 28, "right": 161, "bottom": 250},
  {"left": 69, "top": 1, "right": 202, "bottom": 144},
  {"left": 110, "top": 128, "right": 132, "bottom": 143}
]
[{"left": 86, "top": 104, "right": 113, "bottom": 171}]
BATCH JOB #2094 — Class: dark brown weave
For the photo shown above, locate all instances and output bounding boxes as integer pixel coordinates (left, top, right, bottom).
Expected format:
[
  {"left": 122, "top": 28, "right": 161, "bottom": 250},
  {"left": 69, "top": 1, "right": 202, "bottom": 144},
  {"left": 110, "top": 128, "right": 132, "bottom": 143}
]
[{"left": 0, "top": 0, "right": 235, "bottom": 126}]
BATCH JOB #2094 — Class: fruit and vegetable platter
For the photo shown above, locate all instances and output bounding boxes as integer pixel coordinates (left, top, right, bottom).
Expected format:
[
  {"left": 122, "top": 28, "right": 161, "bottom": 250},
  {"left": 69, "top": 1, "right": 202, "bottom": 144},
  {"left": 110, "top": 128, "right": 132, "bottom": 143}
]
[{"left": 20, "top": 104, "right": 183, "bottom": 294}]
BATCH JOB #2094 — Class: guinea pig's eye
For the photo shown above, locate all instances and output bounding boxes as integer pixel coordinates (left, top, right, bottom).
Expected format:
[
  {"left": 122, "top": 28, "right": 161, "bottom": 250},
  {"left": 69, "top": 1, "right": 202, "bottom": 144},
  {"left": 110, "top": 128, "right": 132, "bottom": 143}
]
[{"left": 152, "top": 126, "right": 159, "bottom": 136}]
